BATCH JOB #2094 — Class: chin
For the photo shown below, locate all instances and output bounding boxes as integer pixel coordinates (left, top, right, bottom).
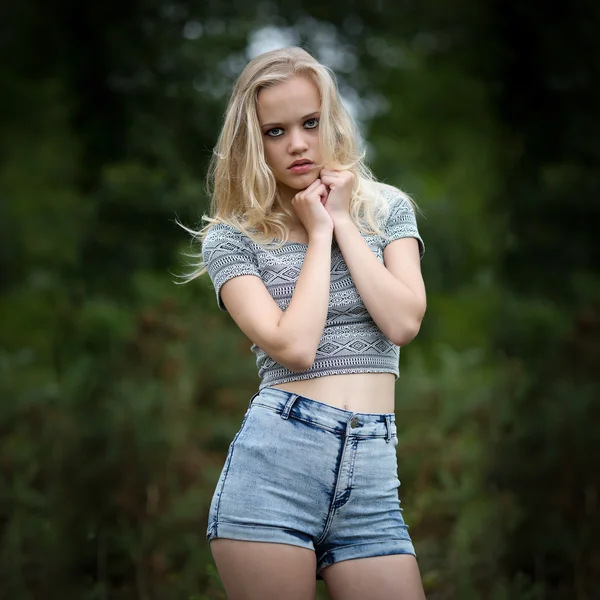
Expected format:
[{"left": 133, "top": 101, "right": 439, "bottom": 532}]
[{"left": 289, "top": 172, "right": 320, "bottom": 189}]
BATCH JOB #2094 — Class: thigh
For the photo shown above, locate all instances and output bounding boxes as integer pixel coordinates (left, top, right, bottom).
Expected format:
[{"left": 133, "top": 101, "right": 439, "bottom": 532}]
[
  {"left": 321, "top": 554, "right": 425, "bottom": 600},
  {"left": 210, "top": 539, "right": 317, "bottom": 600}
]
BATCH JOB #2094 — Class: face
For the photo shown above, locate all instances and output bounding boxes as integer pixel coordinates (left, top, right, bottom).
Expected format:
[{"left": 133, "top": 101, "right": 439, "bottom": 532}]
[{"left": 256, "top": 75, "right": 323, "bottom": 199}]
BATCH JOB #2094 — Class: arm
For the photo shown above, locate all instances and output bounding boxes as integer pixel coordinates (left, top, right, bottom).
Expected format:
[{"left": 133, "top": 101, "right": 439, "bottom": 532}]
[
  {"left": 220, "top": 231, "right": 332, "bottom": 371},
  {"left": 219, "top": 178, "right": 334, "bottom": 371},
  {"left": 333, "top": 217, "right": 426, "bottom": 346},
  {"left": 319, "top": 169, "right": 426, "bottom": 346}
]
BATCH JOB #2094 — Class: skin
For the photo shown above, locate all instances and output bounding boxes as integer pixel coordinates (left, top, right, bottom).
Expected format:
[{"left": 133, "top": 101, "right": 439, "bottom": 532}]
[
  {"left": 255, "top": 75, "right": 425, "bottom": 414},
  {"left": 257, "top": 75, "right": 325, "bottom": 204},
  {"left": 210, "top": 74, "right": 427, "bottom": 600}
]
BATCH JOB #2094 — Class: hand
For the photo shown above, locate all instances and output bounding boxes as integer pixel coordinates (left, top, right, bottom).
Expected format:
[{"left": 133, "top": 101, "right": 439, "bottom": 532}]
[
  {"left": 319, "top": 168, "right": 355, "bottom": 223},
  {"left": 291, "top": 178, "right": 334, "bottom": 239}
]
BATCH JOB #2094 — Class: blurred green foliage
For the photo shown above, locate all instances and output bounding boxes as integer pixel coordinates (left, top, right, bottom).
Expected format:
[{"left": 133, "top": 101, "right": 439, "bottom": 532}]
[{"left": 1, "top": 0, "right": 598, "bottom": 598}]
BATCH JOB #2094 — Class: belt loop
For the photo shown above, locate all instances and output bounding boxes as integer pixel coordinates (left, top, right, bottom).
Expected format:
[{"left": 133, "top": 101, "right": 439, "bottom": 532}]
[
  {"left": 281, "top": 393, "right": 299, "bottom": 420},
  {"left": 384, "top": 415, "right": 392, "bottom": 443}
]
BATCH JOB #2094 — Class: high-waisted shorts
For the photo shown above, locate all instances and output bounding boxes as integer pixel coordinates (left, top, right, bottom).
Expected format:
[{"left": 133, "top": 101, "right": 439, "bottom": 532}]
[{"left": 206, "top": 386, "right": 415, "bottom": 578}]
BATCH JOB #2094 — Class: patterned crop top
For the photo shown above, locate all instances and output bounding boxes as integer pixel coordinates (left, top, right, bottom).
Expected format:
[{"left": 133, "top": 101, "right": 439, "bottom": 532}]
[{"left": 201, "top": 185, "right": 425, "bottom": 390}]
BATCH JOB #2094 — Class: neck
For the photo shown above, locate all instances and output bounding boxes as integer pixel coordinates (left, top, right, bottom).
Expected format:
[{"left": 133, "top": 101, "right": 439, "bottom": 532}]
[{"left": 277, "top": 182, "right": 297, "bottom": 205}]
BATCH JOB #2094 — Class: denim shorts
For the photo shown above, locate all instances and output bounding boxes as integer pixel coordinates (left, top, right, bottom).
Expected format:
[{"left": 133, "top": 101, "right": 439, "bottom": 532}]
[{"left": 206, "top": 386, "right": 415, "bottom": 577}]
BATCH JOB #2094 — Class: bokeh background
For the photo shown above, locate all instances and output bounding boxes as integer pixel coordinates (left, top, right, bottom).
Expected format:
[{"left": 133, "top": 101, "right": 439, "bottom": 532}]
[{"left": 1, "top": 1, "right": 599, "bottom": 598}]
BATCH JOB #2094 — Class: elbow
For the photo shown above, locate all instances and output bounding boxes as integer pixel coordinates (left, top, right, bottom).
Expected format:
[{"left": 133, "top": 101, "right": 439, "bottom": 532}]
[
  {"left": 387, "top": 296, "right": 427, "bottom": 346},
  {"left": 388, "top": 315, "right": 424, "bottom": 347},
  {"left": 267, "top": 331, "right": 317, "bottom": 372},
  {"left": 280, "top": 347, "right": 316, "bottom": 372}
]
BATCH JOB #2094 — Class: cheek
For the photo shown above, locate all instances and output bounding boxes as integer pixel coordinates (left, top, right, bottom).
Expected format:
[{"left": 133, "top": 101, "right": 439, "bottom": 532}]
[
  {"left": 262, "top": 144, "right": 280, "bottom": 171},
  {"left": 309, "top": 132, "right": 321, "bottom": 155}
]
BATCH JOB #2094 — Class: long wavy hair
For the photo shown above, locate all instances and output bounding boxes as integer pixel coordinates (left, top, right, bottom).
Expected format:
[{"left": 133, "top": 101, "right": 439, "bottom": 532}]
[{"left": 180, "top": 46, "right": 410, "bottom": 281}]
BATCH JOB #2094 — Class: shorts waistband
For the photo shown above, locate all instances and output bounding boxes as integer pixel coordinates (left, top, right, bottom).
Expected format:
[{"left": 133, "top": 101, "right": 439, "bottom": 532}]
[{"left": 250, "top": 386, "right": 396, "bottom": 440}]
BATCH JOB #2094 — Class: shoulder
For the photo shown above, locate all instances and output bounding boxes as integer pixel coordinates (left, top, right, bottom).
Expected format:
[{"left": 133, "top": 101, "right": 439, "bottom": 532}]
[
  {"left": 201, "top": 221, "right": 261, "bottom": 274},
  {"left": 364, "top": 181, "right": 418, "bottom": 230},
  {"left": 373, "top": 181, "right": 416, "bottom": 214},
  {"left": 370, "top": 182, "right": 425, "bottom": 257},
  {"left": 202, "top": 221, "right": 254, "bottom": 256}
]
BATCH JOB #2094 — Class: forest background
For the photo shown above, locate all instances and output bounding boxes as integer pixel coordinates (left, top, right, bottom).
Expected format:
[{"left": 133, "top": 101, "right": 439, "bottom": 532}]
[{"left": 1, "top": 0, "right": 599, "bottom": 598}]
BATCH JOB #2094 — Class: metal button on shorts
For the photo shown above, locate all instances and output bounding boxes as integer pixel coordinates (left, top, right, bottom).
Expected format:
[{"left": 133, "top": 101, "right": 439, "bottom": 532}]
[{"left": 206, "top": 386, "right": 413, "bottom": 580}]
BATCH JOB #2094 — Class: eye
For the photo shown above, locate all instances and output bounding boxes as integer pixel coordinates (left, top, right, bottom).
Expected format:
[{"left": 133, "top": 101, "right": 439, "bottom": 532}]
[
  {"left": 265, "top": 127, "right": 284, "bottom": 137},
  {"left": 304, "top": 118, "right": 319, "bottom": 129}
]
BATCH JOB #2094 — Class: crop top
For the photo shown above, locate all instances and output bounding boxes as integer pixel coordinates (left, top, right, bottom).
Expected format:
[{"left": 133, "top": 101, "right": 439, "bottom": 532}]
[{"left": 201, "top": 185, "right": 425, "bottom": 390}]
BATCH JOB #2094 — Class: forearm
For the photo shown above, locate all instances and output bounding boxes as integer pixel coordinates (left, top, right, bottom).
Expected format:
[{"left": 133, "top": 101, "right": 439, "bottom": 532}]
[
  {"left": 333, "top": 217, "right": 425, "bottom": 346},
  {"left": 277, "top": 233, "right": 332, "bottom": 366}
]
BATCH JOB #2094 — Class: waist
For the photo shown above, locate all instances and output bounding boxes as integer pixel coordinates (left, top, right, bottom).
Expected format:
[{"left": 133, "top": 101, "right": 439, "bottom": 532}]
[
  {"left": 250, "top": 386, "right": 397, "bottom": 437},
  {"left": 270, "top": 372, "right": 396, "bottom": 413}
]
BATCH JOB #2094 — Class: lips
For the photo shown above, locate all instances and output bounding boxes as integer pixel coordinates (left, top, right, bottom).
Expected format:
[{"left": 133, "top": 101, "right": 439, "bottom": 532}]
[{"left": 288, "top": 159, "right": 313, "bottom": 169}]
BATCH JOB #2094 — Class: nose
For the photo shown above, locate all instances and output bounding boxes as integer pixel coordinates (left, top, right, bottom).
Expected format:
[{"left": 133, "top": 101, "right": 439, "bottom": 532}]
[{"left": 288, "top": 127, "right": 309, "bottom": 154}]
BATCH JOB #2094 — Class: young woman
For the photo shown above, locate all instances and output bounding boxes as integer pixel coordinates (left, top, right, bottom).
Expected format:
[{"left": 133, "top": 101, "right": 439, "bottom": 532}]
[{"left": 185, "top": 46, "right": 427, "bottom": 600}]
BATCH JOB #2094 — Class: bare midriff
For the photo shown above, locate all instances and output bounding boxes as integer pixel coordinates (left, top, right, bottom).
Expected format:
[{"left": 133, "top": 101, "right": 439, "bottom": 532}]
[{"left": 270, "top": 372, "right": 396, "bottom": 414}]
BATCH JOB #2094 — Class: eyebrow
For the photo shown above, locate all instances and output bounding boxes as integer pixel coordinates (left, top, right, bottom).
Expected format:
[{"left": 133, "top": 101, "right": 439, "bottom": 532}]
[{"left": 260, "top": 112, "right": 320, "bottom": 130}]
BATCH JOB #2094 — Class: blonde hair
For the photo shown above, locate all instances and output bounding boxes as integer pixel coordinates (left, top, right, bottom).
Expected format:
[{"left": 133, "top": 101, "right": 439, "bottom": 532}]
[{"left": 180, "top": 46, "right": 411, "bottom": 281}]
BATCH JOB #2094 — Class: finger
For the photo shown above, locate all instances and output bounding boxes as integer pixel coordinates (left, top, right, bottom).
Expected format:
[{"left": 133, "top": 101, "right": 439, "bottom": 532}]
[
  {"left": 293, "top": 178, "right": 322, "bottom": 202},
  {"left": 314, "top": 184, "right": 328, "bottom": 198},
  {"left": 304, "top": 177, "right": 322, "bottom": 192},
  {"left": 319, "top": 188, "right": 329, "bottom": 205},
  {"left": 321, "top": 181, "right": 339, "bottom": 193},
  {"left": 320, "top": 171, "right": 344, "bottom": 180},
  {"left": 311, "top": 184, "right": 328, "bottom": 203},
  {"left": 321, "top": 167, "right": 343, "bottom": 175}
]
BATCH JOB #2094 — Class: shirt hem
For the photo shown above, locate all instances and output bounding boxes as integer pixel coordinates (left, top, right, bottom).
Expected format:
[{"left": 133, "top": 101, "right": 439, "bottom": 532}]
[{"left": 258, "top": 367, "right": 400, "bottom": 391}]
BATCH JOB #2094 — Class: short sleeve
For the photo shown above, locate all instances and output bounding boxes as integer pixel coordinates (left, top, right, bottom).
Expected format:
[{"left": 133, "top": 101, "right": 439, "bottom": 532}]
[
  {"left": 383, "top": 189, "right": 425, "bottom": 259},
  {"left": 201, "top": 223, "right": 261, "bottom": 311}
]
